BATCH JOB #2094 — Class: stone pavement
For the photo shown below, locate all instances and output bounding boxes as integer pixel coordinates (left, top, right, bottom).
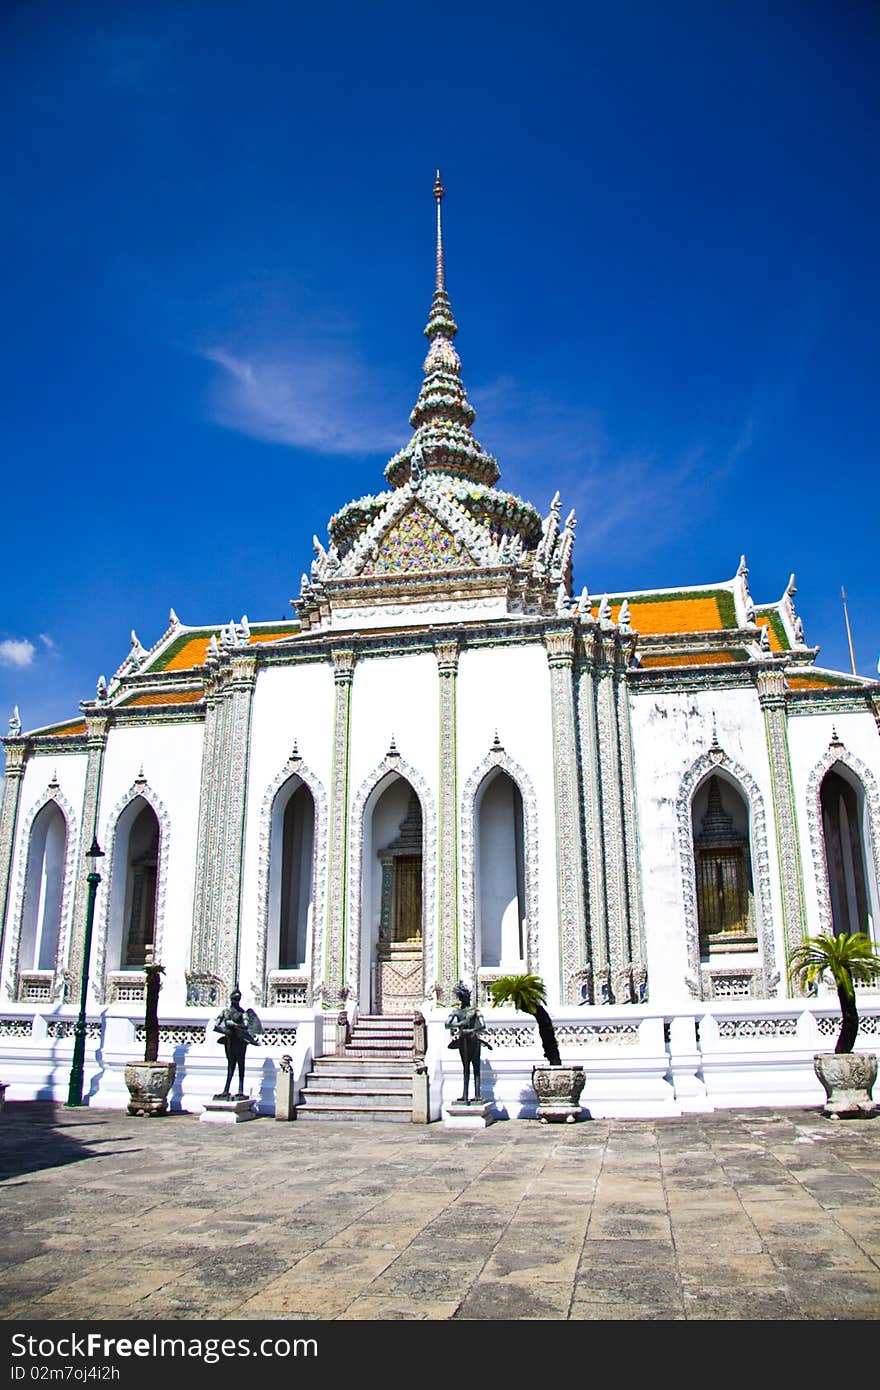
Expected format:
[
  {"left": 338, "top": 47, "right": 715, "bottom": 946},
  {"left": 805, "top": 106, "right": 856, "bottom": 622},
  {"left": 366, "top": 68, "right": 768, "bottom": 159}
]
[{"left": 1, "top": 1103, "right": 878, "bottom": 1321}]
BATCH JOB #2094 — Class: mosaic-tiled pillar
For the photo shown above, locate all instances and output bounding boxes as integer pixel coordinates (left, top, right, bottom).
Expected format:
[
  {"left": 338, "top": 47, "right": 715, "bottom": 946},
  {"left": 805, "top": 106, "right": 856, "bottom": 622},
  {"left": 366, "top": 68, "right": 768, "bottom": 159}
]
[
  {"left": 324, "top": 647, "right": 355, "bottom": 1007},
  {"left": 544, "top": 627, "right": 587, "bottom": 1004},
  {"left": 188, "top": 655, "right": 257, "bottom": 999},
  {"left": 757, "top": 669, "right": 806, "bottom": 982},
  {"left": 435, "top": 639, "right": 459, "bottom": 999},
  {"left": 68, "top": 714, "right": 109, "bottom": 999},
  {"left": 575, "top": 631, "right": 606, "bottom": 1003},
  {"left": 188, "top": 669, "right": 224, "bottom": 1001},
  {"left": 594, "top": 633, "right": 633, "bottom": 1002},
  {"left": 0, "top": 741, "right": 26, "bottom": 986},
  {"left": 214, "top": 653, "right": 258, "bottom": 991},
  {"left": 615, "top": 640, "right": 647, "bottom": 999}
]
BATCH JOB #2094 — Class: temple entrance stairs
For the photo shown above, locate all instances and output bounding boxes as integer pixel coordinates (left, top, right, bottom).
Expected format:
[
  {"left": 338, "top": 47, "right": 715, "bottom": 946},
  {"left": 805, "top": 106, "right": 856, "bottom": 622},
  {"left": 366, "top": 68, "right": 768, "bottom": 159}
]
[{"left": 296, "top": 1014, "right": 416, "bottom": 1122}]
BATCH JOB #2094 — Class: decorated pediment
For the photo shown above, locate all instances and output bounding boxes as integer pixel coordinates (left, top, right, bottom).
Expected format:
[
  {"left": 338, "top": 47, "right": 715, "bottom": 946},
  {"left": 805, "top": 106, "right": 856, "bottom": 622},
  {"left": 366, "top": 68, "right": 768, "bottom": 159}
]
[{"left": 360, "top": 500, "right": 475, "bottom": 576}]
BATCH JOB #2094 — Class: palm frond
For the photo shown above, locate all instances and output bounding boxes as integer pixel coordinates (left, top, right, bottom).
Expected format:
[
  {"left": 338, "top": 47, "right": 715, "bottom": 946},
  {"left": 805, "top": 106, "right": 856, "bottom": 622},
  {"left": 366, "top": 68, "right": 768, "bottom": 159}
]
[{"left": 488, "top": 973, "right": 547, "bottom": 1015}]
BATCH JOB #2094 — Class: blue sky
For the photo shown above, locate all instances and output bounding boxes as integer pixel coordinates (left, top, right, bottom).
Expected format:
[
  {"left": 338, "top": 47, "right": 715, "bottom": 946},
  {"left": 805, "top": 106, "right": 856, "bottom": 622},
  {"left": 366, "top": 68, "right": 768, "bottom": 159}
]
[{"left": 2, "top": 1, "right": 878, "bottom": 739}]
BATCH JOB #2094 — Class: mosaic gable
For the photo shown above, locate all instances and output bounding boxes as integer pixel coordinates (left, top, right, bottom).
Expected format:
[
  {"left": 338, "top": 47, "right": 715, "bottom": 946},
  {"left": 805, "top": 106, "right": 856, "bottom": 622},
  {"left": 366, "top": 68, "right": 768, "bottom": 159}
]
[{"left": 360, "top": 501, "right": 474, "bottom": 575}]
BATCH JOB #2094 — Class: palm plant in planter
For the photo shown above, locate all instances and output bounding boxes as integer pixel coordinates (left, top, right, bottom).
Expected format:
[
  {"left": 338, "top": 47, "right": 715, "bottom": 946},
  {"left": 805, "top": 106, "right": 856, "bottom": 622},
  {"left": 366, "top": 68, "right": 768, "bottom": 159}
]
[
  {"left": 123, "top": 957, "right": 176, "bottom": 1116},
  {"left": 788, "top": 932, "right": 880, "bottom": 1117},
  {"left": 489, "top": 973, "right": 584, "bottom": 1122}
]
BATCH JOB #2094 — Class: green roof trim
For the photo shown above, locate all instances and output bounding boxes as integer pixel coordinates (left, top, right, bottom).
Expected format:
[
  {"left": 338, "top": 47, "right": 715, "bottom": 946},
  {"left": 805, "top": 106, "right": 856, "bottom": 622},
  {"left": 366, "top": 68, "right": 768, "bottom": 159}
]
[{"left": 756, "top": 608, "right": 790, "bottom": 650}]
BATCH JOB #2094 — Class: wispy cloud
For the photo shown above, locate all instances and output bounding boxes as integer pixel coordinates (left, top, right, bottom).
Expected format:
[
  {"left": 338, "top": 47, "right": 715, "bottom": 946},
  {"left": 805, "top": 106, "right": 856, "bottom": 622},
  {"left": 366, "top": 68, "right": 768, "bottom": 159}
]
[
  {"left": 0, "top": 640, "right": 36, "bottom": 669},
  {"left": 200, "top": 341, "right": 408, "bottom": 457}
]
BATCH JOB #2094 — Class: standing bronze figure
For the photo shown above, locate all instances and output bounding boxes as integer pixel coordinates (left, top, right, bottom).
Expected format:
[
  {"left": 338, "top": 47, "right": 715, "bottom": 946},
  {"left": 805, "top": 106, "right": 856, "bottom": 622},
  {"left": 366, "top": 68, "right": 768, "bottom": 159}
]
[
  {"left": 446, "top": 981, "right": 490, "bottom": 1104},
  {"left": 212, "top": 989, "right": 263, "bottom": 1100}
]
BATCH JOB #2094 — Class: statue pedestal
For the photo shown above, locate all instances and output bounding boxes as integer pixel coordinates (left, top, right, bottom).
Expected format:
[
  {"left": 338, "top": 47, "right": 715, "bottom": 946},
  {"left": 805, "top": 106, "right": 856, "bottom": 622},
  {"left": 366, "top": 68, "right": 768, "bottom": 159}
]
[
  {"left": 200, "top": 1098, "right": 258, "bottom": 1125},
  {"left": 443, "top": 1100, "right": 496, "bottom": 1129}
]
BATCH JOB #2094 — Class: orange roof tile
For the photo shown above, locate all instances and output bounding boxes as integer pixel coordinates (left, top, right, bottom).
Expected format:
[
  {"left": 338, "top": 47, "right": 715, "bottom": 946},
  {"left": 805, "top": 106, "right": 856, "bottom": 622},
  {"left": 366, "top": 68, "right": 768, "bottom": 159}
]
[
  {"left": 39, "top": 720, "right": 87, "bottom": 738},
  {"left": 588, "top": 592, "right": 736, "bottom": 635},
  {"left": 637, "top": 650, "right": 744, "bottom": 669},
  {"left": 121, "top": 688, "right": 205, "bottom": 708}
]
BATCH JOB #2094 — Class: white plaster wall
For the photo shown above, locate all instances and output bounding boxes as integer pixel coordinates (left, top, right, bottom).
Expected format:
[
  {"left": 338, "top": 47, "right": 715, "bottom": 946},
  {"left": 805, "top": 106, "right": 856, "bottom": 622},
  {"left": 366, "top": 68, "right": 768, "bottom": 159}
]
[
  {"left": 348, "top": 651, "right": 438, "bottom": 796},
  {"left": 456, "top": 642, "right": 559, "bottom": 1000},
  {"left": 628, "top": 685, "right": 783, "bottom": 1004},
  {"left": 787, "top": 707, "right": 880, "bottom": 942},
  {"left": 1, "top": 751, "right": 88, "bottom": 991},
  {"left": 95, "top": 723, "right": 204, "bottom": 1011},
  {"left": 239, "top": 661, "right": 335, "bottom": 999}
]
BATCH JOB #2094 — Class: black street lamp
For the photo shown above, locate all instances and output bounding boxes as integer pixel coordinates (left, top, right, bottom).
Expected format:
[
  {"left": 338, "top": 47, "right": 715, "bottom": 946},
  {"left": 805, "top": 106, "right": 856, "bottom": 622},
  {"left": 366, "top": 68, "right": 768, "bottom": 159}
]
[{"left": 66, "top": 835, "right": 104, "bottom": 1107}]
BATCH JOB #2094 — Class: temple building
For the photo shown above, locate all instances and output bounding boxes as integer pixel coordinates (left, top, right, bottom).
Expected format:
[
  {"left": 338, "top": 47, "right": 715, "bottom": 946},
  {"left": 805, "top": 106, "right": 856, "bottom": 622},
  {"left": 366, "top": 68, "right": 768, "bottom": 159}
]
[{"left": 1, "top": 177, "right": 879, "bottom": 1118}]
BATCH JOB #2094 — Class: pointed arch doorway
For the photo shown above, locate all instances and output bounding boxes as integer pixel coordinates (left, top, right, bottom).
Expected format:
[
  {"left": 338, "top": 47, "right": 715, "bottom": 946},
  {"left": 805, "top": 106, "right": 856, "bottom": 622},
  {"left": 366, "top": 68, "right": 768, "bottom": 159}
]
[{"left": 363, "top": 776, "right": 424, "bottom": 1013}]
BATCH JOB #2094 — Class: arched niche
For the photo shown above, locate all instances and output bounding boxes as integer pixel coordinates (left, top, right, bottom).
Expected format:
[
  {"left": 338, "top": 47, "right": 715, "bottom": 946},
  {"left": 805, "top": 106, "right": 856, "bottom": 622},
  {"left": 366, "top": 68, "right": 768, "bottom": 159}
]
[
  {"left": 474, "top": 768, "right": 526, "bottom": 970},
  {"left": 360, "top": 770, "right": 424, "bottom": 1013},
  {"left": 691, "top": 772, "right": 755, "bottom": 957},
  {"left": 269, "top": 777, "right": 316, "bottom": 973},
  {"left": 19, "top": 801, "right": 68, "bottom": 974},
  {"left": 807, "top": 744, "right": 880, "bottom": 947},
  {"left": 820, "top": 764, "right": 875, "bottom": 939},
  {"left": 106, "top": 796, "right": 161, "bottom": 971}
]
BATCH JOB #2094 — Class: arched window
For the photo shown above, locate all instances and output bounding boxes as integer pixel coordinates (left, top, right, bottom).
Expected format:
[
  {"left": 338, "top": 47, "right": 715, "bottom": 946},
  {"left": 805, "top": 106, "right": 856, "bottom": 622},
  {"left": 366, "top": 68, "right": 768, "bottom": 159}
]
[
  {"left": 475, "top": 769, "right": 526, "bottom": 969},
  {"left": 20, "top": 802, "right": 67, "bottom": 972},
  {"left": 692, "top": 774, "right": 755, "bottom": 957},
  {"left": 273, "top": 780, "right": 316, "bottom": 971},
  {"left": 105, "top": 797, "right": 161, "bottom": 971},
  {"left": 821, "top": 767, "right": 872, "bottom": 938}
]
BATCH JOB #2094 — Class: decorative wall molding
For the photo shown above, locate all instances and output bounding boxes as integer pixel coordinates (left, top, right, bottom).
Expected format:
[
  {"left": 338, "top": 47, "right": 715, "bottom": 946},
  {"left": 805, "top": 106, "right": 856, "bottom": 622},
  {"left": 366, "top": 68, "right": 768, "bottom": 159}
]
[
  {"left": 346, "top": 751, "right": 437, "bottom": 1008},
  {"left": 253, "top": 755, "right": 328, "bottom": 1006},
  {"left": 544, "top": 629, "right": 587, "bottom": 1002},
  {"left": 0, "top": 743, "right": 27, "bottom": 983},
  {"left": 676, "top": 750, "right": 776, "bottom": 1002},
  {"left": 435, "top": 639, "right": 459, "bottom": 999},
  {"left": 459, "top": 747, "right": 540, "bottom": 992},
  {"left": 6, "top": 783, "right": 79, "bottom": 1001},
  {"left": 93, "top": 776, "right": 171, "bottom": 1002},
  {"left": 805, "top": 741, "right": 880, "bottom": 939}
]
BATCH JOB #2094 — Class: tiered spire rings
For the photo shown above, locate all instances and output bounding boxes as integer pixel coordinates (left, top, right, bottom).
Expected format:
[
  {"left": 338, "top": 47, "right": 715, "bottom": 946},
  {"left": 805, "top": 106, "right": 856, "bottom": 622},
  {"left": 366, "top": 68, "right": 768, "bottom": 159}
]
[{"left": 385, "top": 172, "right": 499, "bottom": 488}]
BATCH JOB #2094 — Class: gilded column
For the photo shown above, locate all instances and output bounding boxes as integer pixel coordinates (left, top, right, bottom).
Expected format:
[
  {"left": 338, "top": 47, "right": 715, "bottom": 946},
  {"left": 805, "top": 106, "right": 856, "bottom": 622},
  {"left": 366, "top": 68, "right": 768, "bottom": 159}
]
[
  {"left": 757, "top": 668, "right": 806, "bottom": 977},
  {"left": 594, "top": 632, "right": 632, "bottom": 1002},
  {"left": 544, "top": 626, "right": 587, "bottom": 1004},
  {"left": 435, "top": 639, "right": 459, "bottom": 998},
  {"left": 324, "top": 647, "right": 355, "bottom": 1006},
  {"left": 0, "top": 741, "right": 27, "bottom": 981},
  {"left": 68, "top": 713, "right": 109, "bottom": 998},
  {"left": 575, "top": 630, "right": 606, "bottom": 1003}
]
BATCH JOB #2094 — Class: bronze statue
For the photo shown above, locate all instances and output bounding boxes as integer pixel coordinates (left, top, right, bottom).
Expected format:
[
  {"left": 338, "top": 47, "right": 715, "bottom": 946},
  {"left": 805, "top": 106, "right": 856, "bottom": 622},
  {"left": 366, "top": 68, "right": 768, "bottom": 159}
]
[
  {"left": 212, "top": 989, "right": 263, "bottom": 1100},
  {"left": 446, "top": 981, "right": 490, "bottom": 1104}
]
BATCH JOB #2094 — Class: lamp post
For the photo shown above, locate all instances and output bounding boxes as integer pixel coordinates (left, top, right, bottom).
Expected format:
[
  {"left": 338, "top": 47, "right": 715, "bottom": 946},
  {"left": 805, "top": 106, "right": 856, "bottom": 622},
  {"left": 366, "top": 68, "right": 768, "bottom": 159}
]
[{"left": 67, "top": 835, "right": 104, "bottom": 1107}]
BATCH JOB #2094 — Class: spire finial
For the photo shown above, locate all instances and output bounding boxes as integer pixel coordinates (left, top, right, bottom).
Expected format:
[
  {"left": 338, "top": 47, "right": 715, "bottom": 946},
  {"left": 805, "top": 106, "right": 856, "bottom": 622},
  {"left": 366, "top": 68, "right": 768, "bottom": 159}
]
[{"left": 434, "top": 169, "right": 446, "bottom": 294}]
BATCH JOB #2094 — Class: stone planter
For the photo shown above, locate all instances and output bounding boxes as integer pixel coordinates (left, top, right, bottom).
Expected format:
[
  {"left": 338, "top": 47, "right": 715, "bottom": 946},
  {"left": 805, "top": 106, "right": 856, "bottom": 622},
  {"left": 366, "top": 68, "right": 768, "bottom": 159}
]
[
  {"left": 124, "top": 1061, "right": 176, "bottom": 1117},
  {"left": 813, "top": 1052, "right": 877, "bottom": 1118},
  {"left": 532, "top": 1064, "right": 585, "bottom": 1123}
]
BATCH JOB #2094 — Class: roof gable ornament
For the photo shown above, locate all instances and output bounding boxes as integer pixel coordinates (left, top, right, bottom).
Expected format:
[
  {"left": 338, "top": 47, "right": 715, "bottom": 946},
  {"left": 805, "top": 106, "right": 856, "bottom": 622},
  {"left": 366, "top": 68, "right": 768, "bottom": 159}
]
[{"left": 8, "top": 706, "right": 21, "bottom": 737}]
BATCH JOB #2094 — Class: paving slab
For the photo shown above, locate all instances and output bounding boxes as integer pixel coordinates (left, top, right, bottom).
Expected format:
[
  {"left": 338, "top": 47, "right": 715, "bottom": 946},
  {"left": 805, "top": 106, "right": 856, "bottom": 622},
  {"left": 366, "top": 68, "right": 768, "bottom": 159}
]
[{"left": 1, "top": 1101, "right": 879, "bottom": 1321}]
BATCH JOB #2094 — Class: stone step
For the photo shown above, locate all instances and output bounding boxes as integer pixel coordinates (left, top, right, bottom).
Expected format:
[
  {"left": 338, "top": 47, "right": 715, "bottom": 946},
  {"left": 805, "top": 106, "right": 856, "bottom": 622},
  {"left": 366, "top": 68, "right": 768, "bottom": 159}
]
[
  {"left": 304, "top": 1088, "right": 412, "bottom": 1105},
  {"left": 313, "top": 1057, "right": 412, "bottom": 1073},
  {"left": 296, "top": 1105, "right": 413, "bottom": 1123},
  {"left": 306, "top": 1072, "right": 412, "bottom": 1092}
]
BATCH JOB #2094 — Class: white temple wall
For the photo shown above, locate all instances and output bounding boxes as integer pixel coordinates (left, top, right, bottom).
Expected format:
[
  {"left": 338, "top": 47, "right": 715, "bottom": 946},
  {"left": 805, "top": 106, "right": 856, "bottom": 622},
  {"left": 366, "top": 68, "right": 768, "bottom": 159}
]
[
  {"left": 629, "top": 684, "right": 783, "bottom": 1004},
  {"left": 95, "top": 723, "right": 204, "bottom": 1010},
  {"left": 238, "top": 661, "right": 335, "bottom": 997},
  {"left": 347, "top": 651, "right": 438, "bottom": 794}
]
